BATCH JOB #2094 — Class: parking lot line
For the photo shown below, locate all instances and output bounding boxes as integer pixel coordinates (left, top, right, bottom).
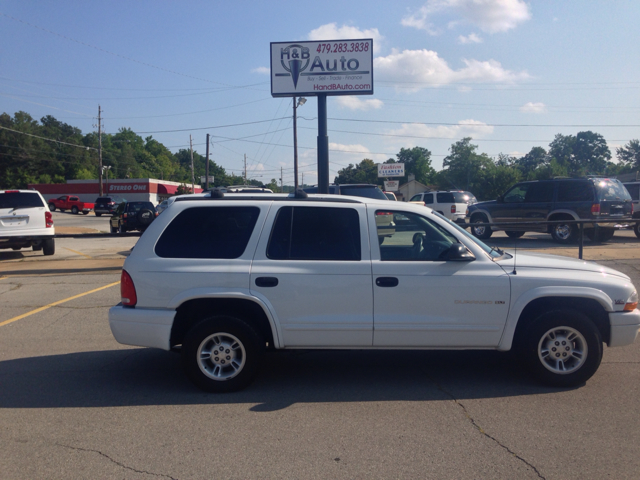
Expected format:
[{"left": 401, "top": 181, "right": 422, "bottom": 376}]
[
  {"left": 0, "top": 281, "right": 120, "bottom": 328},
  {"left": 63, "top": 247, "right": 93, "bottom": 259}
]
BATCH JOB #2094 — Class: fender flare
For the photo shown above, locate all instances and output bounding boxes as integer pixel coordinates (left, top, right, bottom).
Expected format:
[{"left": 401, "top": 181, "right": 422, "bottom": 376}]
[
  {"left": 168, "top": 288, "right": 284, "bottom": 348},
  {"left": 497, "top": 286, "right": 614, "bottom": 351}
]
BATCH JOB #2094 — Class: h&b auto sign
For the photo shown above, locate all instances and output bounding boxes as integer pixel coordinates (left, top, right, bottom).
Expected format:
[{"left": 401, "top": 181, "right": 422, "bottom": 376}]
[{"left": 271, "top": 39, "right": 373, "bottom": 97}]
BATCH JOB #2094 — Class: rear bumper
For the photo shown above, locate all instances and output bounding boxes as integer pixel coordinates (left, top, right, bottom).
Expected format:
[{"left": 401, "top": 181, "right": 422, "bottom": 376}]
[
  {"left": 0, "top": 234, "right": 54, "bottom": 249},
  {"left": 108, "top": 305, "right": 175, "bottom": 350},
  {"left": 608, "top": 310, "right": 640, "bottom": 347}
]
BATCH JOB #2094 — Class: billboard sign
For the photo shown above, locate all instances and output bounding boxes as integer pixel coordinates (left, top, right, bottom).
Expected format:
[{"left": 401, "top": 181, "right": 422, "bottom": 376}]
[
  {"left": 271, "top": 39, "right": 373, "bottom": 97},
  {"left": 378, "top": 163, "right": 405, "bottom": 177}
]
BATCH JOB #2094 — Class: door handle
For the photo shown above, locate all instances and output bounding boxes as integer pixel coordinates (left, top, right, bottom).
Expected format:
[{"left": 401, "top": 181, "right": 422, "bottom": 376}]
[
  {"left": 376, "top": 277, "right": 399, "bottom": 287},
  {"left": 255, "top": 277, "right": 278, "bottom": 288}
]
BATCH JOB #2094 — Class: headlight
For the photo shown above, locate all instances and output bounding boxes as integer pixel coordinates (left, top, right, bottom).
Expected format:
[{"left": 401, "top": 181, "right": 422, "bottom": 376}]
[{"left": 624, "top": 291, "right": 638, "bottom": 311}]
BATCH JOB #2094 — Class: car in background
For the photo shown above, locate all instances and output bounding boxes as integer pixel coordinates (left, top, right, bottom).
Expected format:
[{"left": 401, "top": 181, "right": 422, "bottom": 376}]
[
  {"left": 0, "top": 189, "right": 55, "bottom": 255},
  {"left": 467, "top": 178, "right": 633, "bottom": 243},
  {"left": 47, "top": 195, "right": 94, "bottom": 214},
  {"left": 94, "top": 196, "right": 120, "bottom": 216},
  {"left": 156, "top": 197, "right": 176, "bottom": 214},
  {"left": 110, "top": 201, "right": 158, "bottom": 233},
  {"left": 622, "top": 182, "right": 640, "bottom": 238},
  {"left": 384, "top": 191, "right": 397, "bottom": 201},
  {"left": 409, "top": 191, "right": 477, "bottom": 225}
]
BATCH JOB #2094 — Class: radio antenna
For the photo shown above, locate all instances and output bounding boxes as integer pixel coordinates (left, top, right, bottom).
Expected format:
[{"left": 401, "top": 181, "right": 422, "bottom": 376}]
[{"left": 512, "top": 234, "right": 518, "bottom": 275}]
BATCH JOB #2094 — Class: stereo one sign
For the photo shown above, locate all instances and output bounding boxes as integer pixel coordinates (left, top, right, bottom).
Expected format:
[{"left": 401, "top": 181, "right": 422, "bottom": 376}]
[{"left": 271, "top": 39, "right": 373, "bottom": 97}]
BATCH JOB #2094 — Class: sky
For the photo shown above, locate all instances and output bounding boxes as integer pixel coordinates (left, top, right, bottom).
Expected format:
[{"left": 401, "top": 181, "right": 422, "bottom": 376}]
[{"left": 1, "top": 0, "right": 639, "bottom": 186}]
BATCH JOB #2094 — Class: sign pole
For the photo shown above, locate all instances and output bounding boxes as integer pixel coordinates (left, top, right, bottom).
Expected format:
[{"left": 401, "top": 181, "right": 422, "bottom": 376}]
[{"left": 317, "top": 94, "right": 329, "bottom": 194}]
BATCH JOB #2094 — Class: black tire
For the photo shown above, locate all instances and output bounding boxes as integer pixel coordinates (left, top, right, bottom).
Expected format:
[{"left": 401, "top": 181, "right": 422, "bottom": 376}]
[
  {"left": 181, "top": 315, "right": 264, "bottom": 393},
  {"left": 32, "top": 243, "right": 43, "bottom": 251},
  {"left": 83, "top": 211, "right": 89, "bottom": 215},
  {"left": 550, "top": 217, "right": 577, "bottom": 244},
  {"left": 470, "top": 214, "right": 492, "bottom": 239},
  {"left": 585, "top": 227, "right": 615, "bottom": 243},
  {"left": 520, "top": 309, "right": 602, "bottom": 387},
  {"left": 95, "top": 212, "right": 102, "bottom": 217},
  {"left": 635, "top": 223, "right": 640, "bottom": 239},
  {"left": 137, "top": 208, "right": 154, "bottom": 227},
  {"left": 118, "top": 223, "right": 126, "bottom": 234},
  {"left": 43, "top": 238, "right": 55, "bottom": 256},
  {"left": 60, "top": 209, "right": 65, "bottom": 212},
  {"left": 71, "top": 206, "right": 79, "bottom": 214},
  {"left": 505, "top": 231, "right": 525, "bottom": 239},
  {"left": 48, "top": 203, "right": 56, "bottom": 212},
  {"left": 110, "top": 224, "right": 118, "bottom": 234}
]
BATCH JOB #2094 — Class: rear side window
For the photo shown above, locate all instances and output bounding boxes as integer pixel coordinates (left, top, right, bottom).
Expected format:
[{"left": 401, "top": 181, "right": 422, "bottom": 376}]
[
  {"left": 155, "top": 206, "right": 260, "bottom": 259},
  {"left": 453, "top": 192, "right": 477, "bottom": 204},
  {"left": 0, "top": 192, "right": 44, "bottom": 208},
  {"left": 557, "top": 182, "right": 593, "bottom": 202},
  {"left": 436, "top": 192, "right": 455, "bottom": 203},
  {"left": 625, "top": 184, "right": 640, "bottom": 201},
  {"left": 525, "top": 182, "right": 555, "bottom": 202},
  {"left": 267, "top": 206, "right": 361, "bottom": 261},
  {"left": 423, "top": 193, "right": 434, "bottom": 204}
]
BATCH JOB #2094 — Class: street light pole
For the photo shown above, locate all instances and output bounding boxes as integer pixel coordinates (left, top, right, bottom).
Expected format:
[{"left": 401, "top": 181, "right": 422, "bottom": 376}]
[{"left": 293, "top": 96, "right": 306, "bottom": 192}]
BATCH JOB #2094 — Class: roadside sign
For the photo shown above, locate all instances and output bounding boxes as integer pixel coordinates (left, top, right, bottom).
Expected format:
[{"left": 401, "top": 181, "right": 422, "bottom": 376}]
[
  {"left": 200, "top": 176, "right": 214, "bottom": 183},
  {"left": 271, "top": 39, "right": 373, "bottom": 97},
  {"left": 378, "top": 163, "right": 404, "bottom": 177},
  {"left": 384, "top": 180, "right": 399, "bottom": 191}
]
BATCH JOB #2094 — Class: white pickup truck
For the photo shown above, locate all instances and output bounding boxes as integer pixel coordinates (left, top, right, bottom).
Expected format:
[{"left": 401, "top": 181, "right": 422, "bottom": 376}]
[{"left": 109, "top": 191, "right": 640, "bottom": 392}]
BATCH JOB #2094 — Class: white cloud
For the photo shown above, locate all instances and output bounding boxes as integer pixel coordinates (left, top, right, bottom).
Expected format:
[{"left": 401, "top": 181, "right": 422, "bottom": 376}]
[
  {"left": 308, "top": 23, "right": 383, "bottom": 53},
  {"left": 458, "top": 33, "right": 483, "bottom": 44},
  {"left": 334, "top": 96, "right": 384, "bottom": 111},
  {"left": 387, "top": 120, "right": 494, "bottom": 144},
  {"left": 374, "top": 49, "right": 529, "bottom": 90},
  {"left": 520, "top": 102, "right": 546, "bottom": 113},
  {"left": 403, "top": 0, "right": 531, "bottom": 35},
  {"left": 251, "top": 66, "right": 270, "bottom": 75}
]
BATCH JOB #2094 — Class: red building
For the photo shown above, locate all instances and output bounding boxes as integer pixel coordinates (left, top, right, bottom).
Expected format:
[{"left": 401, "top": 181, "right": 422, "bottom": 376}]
[{"left": 28, "top": 178, "right": 203, "bottom": 205}]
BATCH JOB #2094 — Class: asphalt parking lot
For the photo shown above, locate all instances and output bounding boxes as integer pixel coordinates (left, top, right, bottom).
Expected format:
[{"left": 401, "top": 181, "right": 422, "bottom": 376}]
[{"left": 1, "top": 211, "right": 639, "bottom": 479}]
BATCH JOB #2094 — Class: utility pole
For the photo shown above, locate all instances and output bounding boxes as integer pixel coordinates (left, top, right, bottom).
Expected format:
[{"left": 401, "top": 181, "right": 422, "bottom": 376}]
[
  {"left": 293, "top": 96, "right": 298, "bottom": 192},
  {"left": 280, "top": 167, "right": 283, "bottom": 191},
  {"left": 205, "top": 133, "right": 210, "bottom": 190},
  {"left": 301, "top": 172, "right": 304, "bottom": 187},
  {"left": 244, "top": 154, "right": 247, "bottom": 185},
  {"left": 189, "top": 135, "right": 195, "bottom": 193},
  {"left": 98, "top": 105, "right": 103, "bottom": 196}
]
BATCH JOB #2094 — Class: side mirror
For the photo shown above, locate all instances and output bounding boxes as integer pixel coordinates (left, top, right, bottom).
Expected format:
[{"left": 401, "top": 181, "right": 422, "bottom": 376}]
[
  {"left": 444, "top": 243, "right": 475, "bottom": 261},
  {"left": 497, "top": 195, "right": 504, "bottom": 203}
]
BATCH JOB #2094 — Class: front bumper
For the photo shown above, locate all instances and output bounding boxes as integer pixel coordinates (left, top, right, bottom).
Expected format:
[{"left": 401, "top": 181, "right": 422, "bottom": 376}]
[
  {"left": 608, "top": 309, "right": 640, "bottom": 347},
  {"left": 109, "top": 305, "right": 176, "bottom": 350}
]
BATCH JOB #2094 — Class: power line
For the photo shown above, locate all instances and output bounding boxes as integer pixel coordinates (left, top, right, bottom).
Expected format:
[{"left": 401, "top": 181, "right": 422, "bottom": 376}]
[
  {"left": 324, "top": 117, "right": 640, "bottom": 128},
  {"left": 0, "top": 125, "right": 97, "bottom": 150},
  {"left": 136, "top": 117, "right": 290, "bottom": 134}
]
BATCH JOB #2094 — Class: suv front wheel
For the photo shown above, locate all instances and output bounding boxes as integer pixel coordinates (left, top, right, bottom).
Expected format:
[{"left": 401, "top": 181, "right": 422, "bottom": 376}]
[
  {"left": 470, "top": 214, "right": 492, "bottom": 239},
  {"left": 181, "top": 315, "right": 264, "bottom": 393},
  {"left": 521, "top": 309, "right": 602, "bottom": 387}
]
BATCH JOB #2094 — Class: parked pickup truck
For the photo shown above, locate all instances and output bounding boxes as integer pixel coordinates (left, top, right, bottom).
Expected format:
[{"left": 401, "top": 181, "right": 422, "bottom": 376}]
[
  {"left": 47, "top": 195, "right": 94, "bottom": 215},
  {"left": 109, "top": 191, "right": 640, "bottom": 392}
]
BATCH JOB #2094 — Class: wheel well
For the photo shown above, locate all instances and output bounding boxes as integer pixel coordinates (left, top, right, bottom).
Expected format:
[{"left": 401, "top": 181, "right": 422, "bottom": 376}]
[
  {"left": 171, "top": 298, "right": 275, "bottom": 349},
  {"left": 470, "top": 212, "right": 487, "bottom": 222},
  {"left": 546, "top": 213, "right": 574, "bottom": 233},
  {"left": 513, "top": 297, "right": 610, "bottom": 347}
]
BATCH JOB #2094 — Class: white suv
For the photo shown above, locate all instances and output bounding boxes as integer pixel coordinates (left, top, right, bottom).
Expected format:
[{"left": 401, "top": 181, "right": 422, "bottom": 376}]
[
  {"left": 109, "top": 191, "right": 640, "bottom": 392},
  {"left": 0, "top": 189, "right": 55, "bottom": 255},
  {"left": 409, "top": 190, "right": 477, "bottom": 225}
]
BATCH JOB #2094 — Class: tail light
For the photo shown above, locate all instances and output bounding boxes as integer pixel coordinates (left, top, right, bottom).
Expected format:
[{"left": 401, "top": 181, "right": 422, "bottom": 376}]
[
  {"left": 631, "top": 203, "right": 634, "bottom": 215},
  {"left": 45, "top": 211, "right": 53, "bottom": 228},
  {"left": 591, "top": 203, "right": 600, "bottom": 215},
  {"left": 121, "top": 269, "right": 137, "bottom": 307},
  {"left": 6, "top": 190, "right": 19, "bottom": 193},
  {"left": 123, "top": 212, "right": 128, "bottom": 218},
  {"left": 451, "top": 205, "right": 456, "bottom": 214},
  {"left": 376, "top": 211, "right": 393, "bottom": 216}
]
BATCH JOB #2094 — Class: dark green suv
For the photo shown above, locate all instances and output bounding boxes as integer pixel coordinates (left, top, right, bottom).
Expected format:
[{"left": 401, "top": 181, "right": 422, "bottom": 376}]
[
  {"left": 466, "top": 178, "right": 633, "bottom": 243},
  {"left": 110, "top": 201, "right": 157, "bottom": 233}
]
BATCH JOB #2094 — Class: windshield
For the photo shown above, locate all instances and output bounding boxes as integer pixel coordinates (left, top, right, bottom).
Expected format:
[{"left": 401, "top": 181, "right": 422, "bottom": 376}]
[
  {"left": 0, "top": 192, "right": 44, "bottom": 209},
  {"left": 431, "top": 211, "right": 507, "bottom": 259}
]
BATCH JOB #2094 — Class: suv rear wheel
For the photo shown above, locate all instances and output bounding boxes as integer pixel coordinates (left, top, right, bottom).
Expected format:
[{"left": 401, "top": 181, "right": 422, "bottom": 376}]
[
  {"left": 505, "top": 231, "right": 525, "bottom": 238},
  {"left": 586, "top": 227, "right": 615, "bottom": 243},
  {"left": 181, "top": 315, "right": 264, "bottom": 392},
  {"left": 550, "top": 217, "right": 577, "bottom": 244},
  {"left": 43, "top": 238, "right": 55, "bottom": 256},
  {"left": 521, "top": 309, "right": 602, "bottom": 387},
  {"left": 470, "top": 214, "right": 492, "bottom": 239}
]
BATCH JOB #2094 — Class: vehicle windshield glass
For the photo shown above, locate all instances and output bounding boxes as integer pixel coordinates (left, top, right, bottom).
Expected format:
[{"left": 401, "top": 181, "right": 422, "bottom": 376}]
[
  {"left": 0, "top": 192, "right": 44, "bottom": 209},
  {"left": 126, "top": 202, "right": 154, "bottom": 212},
  {"left": 431, "top": 211, "right": 507, "bottom": 259},
  {"left": 596, "top": 180, "right": 631, "bottom": 201},
  {"left": 340, "top": 186, "right": 387, "bottom": 199}
]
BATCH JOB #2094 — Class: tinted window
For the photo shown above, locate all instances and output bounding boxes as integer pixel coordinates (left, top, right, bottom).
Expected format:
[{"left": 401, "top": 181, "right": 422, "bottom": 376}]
[
  {"left": 339, "top": 186, "right": 387, "bottom": 200},
  {"left": 437, "top": 192, "right": 455, "bottom": 203},
  {"left": 155, "top": 206, "right": 260, "bottom": 259},
  {"left": 595, "top": 180, "right": 631, "bottom": 201},
  {"left": 624, "top": 183, "right": 640, "bottom": 201},
  {"left": 267, "top": 206, "right": 361, "bottom": 261},
  {"left": 96, "top": 197, "right": 112, "bottom": 203},
  {"left": 126, "top": 202, "right": 155, "bottom": 212},
  {"left": 423, "top": 193, "right": 433, "bottom": 204},
  {"left": 525, "top": 182, "right": 554, "bottom": 202},
  {"left": 557, "top": 181, "right": 593, "bottom": 202},
  {"left": 409, "top": 194, "right": 422, "bottom": 202},
  {"left": 379, "top": 211, "right": 458, "bottom": 261},
  {"left": 453, "top": 192, "right": 476, "bottom": 204},
  {"left": 0, "top": 192, "right": 44, "bottom": 208},
  {"left": 503, "top": 184, "right": 529, "bottom": 203}
]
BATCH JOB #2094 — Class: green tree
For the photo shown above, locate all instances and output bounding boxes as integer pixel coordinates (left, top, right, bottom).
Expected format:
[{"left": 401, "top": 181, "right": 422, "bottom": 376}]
[
  {"left": 548, "top": 131, "right": 610, "bottom": 176},
  {"left": 514, "top": 146, "right": 547, "bottom": 179},
  {"left": 334, "top": 158, "right": 379, "bottom": 185},
  {"left": 394, "top": 147, "right": 435, "bottom": 185},
  {"left": 616, "top": 140, "right": 640, "bottom": 170}
]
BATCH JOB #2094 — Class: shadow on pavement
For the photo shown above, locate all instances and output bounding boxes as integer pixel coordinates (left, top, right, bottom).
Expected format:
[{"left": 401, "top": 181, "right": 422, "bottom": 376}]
[{"left": 0, "top": 348, "right": 568, "bottom": 411}]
